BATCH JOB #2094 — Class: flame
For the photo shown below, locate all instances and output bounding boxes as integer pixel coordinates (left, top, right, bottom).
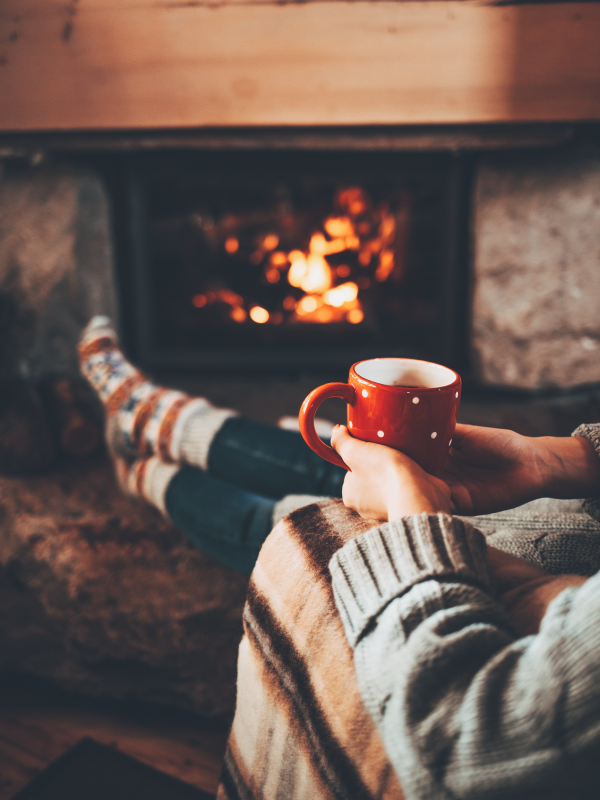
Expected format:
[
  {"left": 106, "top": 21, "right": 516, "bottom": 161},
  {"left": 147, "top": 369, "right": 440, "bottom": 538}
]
[
  {"left": 324, "top": 217, "right": 353, "bottom": 238},
  {"left": 288, "top": 254, "right": 308, "bottom": 288},
  {"left": 250, "top": 306, "right": 270, "bottom": 323},
  {"left": 323, "top": 282, "right": 358, "bottom": 308},
  {"left": 301, "top": 254, "right": 332, "bottom": 293},
  {"left": 376, "top": 250, "right": 395, "bottom": 282},
  {"left": 310, "top": 232, "right": 347, "bottom": 256}
]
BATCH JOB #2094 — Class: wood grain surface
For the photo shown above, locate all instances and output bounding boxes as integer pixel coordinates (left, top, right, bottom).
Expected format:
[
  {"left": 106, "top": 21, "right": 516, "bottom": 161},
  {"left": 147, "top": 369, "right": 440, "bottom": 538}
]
[
  {"left": 0, "top": 1, "right": 599, "bottom": 131},
  {"left": 0, "top": 673, "right": 227, "bottom": 799}
]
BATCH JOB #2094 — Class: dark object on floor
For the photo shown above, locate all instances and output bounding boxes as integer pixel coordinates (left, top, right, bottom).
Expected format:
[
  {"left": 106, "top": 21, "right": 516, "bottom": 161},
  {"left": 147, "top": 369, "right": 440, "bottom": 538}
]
[
  {"left": 12, "top": 738, "right": 215, "bottom": 800},
  {"left": 0, "top": 378, "right": 55, "bottom": 475},
  {"left": 38, "top": 375, "right": 103, "bottom": 457}
]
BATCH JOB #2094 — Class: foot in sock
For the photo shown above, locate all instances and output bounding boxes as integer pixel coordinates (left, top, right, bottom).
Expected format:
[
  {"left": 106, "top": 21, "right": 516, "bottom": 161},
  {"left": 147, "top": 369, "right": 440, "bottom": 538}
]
[
  {"left": 113, "top": 453, "right": 179, "bottom": 517},
  {"left": 78, "top": 316, "right": 236, "bottom": 468}
]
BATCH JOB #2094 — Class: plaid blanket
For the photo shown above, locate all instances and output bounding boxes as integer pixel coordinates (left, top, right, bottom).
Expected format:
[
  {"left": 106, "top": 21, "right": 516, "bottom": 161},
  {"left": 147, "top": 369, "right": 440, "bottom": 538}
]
[{"left": 217, "top": 499, "right": 405, "bottom": 800}]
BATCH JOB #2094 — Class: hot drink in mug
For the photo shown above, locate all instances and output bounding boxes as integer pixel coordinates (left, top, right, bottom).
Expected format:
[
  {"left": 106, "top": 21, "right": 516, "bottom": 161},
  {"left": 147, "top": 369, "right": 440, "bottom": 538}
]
[{"left": 299, "top": 358, "right": 461, "bottom": 474}]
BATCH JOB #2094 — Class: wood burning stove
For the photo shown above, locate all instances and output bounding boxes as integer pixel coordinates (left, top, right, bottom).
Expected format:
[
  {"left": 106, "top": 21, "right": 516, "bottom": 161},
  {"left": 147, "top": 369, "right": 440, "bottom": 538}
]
[{"left": 103, "top": 149, "right": 469, "bottom": 374}]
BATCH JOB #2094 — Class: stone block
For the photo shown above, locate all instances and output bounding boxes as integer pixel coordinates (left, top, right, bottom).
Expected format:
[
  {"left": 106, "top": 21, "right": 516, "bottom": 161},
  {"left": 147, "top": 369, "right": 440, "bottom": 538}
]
[
  {"left": 0, "top": 159, "right": 116, "bottom": 379},
  {"left": 472, "top": 153, "right": 600, "bottom": 390}
]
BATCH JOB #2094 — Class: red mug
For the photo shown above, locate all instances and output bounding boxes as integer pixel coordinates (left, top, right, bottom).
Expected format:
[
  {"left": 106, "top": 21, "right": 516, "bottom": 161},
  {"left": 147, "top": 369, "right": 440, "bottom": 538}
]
[{"left": 299, "top": 358, "right": 461, "bottom": 474}]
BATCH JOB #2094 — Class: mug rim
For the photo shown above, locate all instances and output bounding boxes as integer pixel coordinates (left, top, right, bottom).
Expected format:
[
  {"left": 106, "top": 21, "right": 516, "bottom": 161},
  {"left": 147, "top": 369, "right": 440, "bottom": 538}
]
[{"left": 350, "top": 357, "right": 461, "bottom": 392}]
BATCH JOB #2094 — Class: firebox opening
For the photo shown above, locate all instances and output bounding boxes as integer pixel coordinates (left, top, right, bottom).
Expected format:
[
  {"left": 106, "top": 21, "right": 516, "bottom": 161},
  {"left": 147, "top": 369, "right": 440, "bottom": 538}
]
[{"left": 109, "top": 150, "right": 467, "bottom": 375}]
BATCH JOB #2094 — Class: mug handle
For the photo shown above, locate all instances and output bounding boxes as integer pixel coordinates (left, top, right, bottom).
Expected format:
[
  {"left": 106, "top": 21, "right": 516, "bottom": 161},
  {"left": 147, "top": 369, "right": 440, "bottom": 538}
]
[{"left": 299, "top": 382, "right": 356, "bottom": 470}]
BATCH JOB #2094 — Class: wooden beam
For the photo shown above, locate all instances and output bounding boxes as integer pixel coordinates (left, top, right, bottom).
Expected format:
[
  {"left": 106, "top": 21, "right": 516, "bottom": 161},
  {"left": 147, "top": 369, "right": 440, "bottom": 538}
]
[{"left": 0, "top": 0, "right": 599, "bottom": 131}]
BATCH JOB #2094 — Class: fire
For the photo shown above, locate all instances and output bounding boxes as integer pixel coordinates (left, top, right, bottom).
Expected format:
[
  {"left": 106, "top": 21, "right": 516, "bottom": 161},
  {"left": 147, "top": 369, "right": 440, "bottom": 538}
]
[
  {"left": 323, "top": 282, "right": 359, "bottom": 308},
  {"left": 193, "top": 185, "right": 408, "bottom": 328}
]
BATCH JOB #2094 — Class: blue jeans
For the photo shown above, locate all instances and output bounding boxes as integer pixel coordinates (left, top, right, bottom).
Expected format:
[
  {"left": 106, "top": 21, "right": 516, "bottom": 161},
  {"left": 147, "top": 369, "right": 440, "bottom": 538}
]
[{"left": 165, "top": 417, "right": 345, "bottom": 575}]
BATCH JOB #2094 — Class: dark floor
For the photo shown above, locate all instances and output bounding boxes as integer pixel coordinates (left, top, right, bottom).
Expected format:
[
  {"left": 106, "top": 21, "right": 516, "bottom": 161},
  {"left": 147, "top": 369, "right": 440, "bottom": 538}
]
[{"left": 0, "top": 673, "right": 228, "bottom": 800}]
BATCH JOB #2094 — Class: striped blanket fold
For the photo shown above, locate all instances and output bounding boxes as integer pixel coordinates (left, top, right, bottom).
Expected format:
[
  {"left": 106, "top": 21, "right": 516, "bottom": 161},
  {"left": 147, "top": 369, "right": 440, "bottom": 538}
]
[{"left": 217, "top": 499, "right": 405, "bottom": 800}]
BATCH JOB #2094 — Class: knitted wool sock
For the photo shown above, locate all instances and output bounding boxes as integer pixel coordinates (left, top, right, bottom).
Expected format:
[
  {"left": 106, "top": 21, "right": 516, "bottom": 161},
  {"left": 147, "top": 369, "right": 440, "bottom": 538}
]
[
  {"left": 78, "top": 316, "right": 236, "bottom": 468},
  {"left": 115, "top": 454, "right": 179, "bottom": 517}
]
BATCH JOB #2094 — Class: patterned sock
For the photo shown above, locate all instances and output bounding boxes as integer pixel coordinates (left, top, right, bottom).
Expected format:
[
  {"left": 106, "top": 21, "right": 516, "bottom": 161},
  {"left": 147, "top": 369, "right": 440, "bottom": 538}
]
[
  {"left": 78, "top": 316, "right": 236, "bottom": 468},
  {"left": 114, "top": 454, "right": 179, "bottom": 517}
]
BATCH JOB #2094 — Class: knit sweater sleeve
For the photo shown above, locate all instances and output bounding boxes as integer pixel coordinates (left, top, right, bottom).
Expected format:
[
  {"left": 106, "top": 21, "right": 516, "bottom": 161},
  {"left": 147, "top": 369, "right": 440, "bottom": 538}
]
[
  {"left": 329, "top": 513, "right": 600, "bottom": 800},
  {"left": 572, "top": 422, "right": 600, "bottom": 522}
]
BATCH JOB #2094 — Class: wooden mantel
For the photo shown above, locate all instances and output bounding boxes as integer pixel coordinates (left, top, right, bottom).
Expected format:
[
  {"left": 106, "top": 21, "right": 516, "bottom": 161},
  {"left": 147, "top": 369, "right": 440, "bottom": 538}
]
[{"left": 0, "top": 0, "right": 599, "bottom": 132}]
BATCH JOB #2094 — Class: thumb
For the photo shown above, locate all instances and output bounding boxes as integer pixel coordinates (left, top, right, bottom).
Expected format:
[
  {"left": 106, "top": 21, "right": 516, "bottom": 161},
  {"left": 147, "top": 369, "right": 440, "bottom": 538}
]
[{"left": 330, "top": 424, "right": 352, "bottom": 454}]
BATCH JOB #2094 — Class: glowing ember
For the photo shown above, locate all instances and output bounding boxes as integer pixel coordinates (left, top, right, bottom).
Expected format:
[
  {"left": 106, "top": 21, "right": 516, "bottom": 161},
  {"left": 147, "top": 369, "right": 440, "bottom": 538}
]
[
  {"left": 265, "top": 268, "right": 281, "bottom": 283},
  {"left": 192, "top": 294, "right": 207, "bottom": 308},
  {"left": 250, "top": 306, "right": 270, "bottom": 323},
  {"left": 270, "top": 251, "right": 288, "bottom": 267},
  {"left": 230, "top": 306, "right": 247, "bottom": 322},
  {"left": 225, "top": 237, "right": 239, "bottom": 253},
  {"left": 297, "top": 296, "right": 319, "bottom": 314},
  {"left": 263, "top": 234, "right": 279, "bottom": 250},
  {"left": 376, "top": 250, "right": 395, "bottom": 282},
  {"left": 347, "top": 308, "right": 364, "bottom": 324}
]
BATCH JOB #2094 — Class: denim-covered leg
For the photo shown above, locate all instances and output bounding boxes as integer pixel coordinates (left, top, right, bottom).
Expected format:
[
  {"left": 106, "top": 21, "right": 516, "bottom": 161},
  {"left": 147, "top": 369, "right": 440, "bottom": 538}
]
[
  {"left": 208, "top": 417, "right": 345, "bottom": 500},
  {"left": 165, "top": 466, "right": 276, "bottom": 575}
]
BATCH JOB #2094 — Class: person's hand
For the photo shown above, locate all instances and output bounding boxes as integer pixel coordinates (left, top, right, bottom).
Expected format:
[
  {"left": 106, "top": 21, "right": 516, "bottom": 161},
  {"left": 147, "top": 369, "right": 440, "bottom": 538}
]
[
  {"left": 330, "top": 425, "right": 452, "bottom": 521},
  {"left": 440, "top": 424, "right": 600, "bottom": 516},
  {"left": 488, "top": 546, "right": 587, "bottom": 636}
]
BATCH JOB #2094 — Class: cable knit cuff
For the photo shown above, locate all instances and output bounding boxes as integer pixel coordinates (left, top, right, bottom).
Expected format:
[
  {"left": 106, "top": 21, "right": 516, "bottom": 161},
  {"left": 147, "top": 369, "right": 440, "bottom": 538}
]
[
  {"left": 572, "top": 423, "right": 600, "bottom": 522},
  {"left": 329, "top": 513, "right": 493, "bottom": 647}
]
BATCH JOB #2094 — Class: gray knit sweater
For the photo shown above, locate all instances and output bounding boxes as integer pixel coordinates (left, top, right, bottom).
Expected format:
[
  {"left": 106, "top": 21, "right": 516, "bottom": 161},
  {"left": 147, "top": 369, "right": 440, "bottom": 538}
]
[{"left": 329, "top": 423, "right": 600, "bottom": 800}]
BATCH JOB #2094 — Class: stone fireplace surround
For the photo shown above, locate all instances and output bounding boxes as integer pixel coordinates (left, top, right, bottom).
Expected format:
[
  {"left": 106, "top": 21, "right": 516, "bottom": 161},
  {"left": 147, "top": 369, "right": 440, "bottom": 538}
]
[{"left": 0, "top": 124, "right": 599, "bottom": 718}]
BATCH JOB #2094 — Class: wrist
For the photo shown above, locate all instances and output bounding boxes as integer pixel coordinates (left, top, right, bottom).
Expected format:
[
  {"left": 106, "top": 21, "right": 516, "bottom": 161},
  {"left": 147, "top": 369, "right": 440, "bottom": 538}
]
[
  {"left": 540, "top": 435, "right": 600, "bottom": 499},
  {"left": 384, "top": 462, "right": 452, "bottom": 520},
  {"left": 386, "top": 494, "right": 440, "bottom": 519}
]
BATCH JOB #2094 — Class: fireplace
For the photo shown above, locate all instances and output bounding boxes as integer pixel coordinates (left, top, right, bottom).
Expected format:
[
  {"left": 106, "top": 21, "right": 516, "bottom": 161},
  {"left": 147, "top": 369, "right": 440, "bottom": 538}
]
[{"left": 104, "top": 149, "right": 467, "bottom": 374}]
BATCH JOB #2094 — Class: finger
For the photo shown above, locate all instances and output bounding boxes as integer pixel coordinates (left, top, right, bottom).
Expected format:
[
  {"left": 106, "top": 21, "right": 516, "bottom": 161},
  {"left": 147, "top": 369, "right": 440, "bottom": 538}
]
[
  {"left": 450, "top": 423, "right": 479, "bottom": 449},
  {"left": 331, "top": 425, "right": 384, "bottom": 472},
  {"left": 329, "top": 424, "right": 349, "bottom": 449},
  {"left": 330, "top": 425, "right": 358, "bottom": 460}
]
